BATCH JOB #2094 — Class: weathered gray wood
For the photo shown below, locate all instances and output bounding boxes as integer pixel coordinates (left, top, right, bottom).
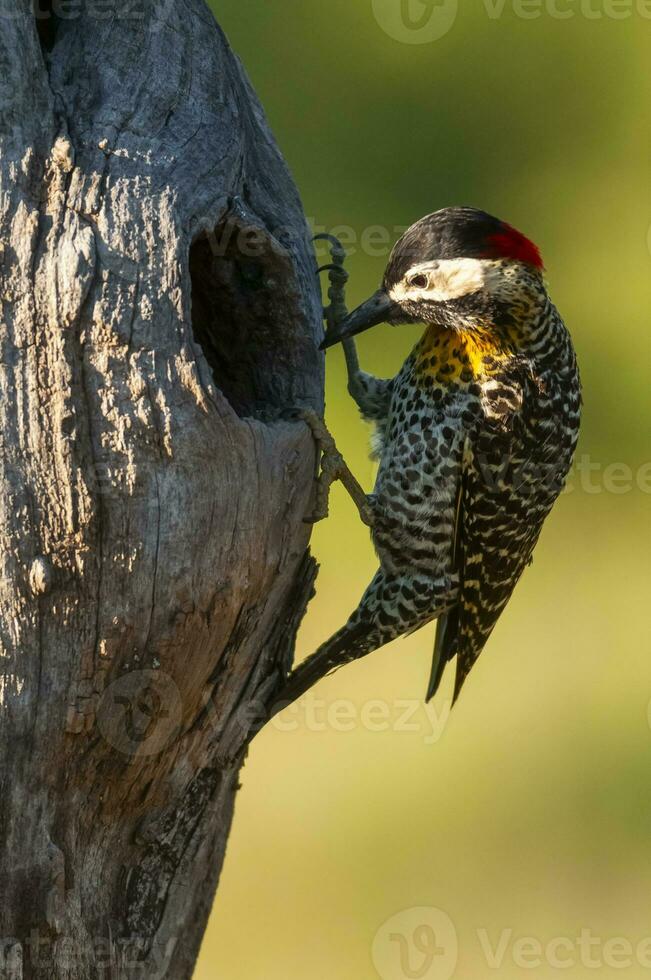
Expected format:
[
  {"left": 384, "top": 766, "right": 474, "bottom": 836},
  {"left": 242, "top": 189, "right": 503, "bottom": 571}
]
[{"left": 0, "top": 2, "right": 323, "bottom": 976}]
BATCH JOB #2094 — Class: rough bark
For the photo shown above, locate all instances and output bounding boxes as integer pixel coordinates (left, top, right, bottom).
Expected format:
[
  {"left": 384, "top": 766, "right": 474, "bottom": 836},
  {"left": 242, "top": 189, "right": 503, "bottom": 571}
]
[{"left": 0, "top": 2, "right": 323, "bottom": 976}]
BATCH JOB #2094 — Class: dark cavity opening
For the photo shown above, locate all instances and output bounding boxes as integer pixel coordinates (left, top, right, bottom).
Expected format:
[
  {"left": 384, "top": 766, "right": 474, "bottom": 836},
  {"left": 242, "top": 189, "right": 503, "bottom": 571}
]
[
  {"left": 190, "top": 214, "right": 306, "bottom": 420},
  {"left": 34, "top": 0, "right": 60, "bottom": 52}
]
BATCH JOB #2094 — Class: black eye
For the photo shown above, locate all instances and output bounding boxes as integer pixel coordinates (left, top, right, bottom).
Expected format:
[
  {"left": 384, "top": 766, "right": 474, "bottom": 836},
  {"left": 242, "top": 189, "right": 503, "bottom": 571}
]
[{"left": 409, "top": 273, "right": 429, "bottom": 289}]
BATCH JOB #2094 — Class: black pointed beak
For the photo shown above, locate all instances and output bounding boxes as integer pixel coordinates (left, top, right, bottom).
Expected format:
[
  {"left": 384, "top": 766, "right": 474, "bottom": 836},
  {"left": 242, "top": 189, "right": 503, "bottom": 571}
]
[{"left": 320, "top": 289, "right": 399, "bottom": 350}]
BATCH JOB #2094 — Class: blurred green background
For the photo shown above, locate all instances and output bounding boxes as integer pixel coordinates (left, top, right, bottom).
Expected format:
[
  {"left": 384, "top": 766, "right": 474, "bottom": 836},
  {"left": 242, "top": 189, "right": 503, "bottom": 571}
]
[{"left": 197, "top": 3, "right": 650, "bottom": 977}]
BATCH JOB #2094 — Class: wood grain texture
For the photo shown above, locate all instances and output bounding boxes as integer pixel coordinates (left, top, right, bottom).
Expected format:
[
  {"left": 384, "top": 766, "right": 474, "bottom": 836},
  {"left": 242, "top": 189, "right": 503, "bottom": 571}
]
[{"left": 0, "top": 2, "right": 323, "bottom": 975}]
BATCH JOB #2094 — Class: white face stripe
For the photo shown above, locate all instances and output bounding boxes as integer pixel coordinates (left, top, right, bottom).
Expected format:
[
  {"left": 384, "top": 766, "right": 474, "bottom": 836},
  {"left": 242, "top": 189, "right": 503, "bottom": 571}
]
[{"left": 388, "top": 257, "right": 501, "bottom": 304}]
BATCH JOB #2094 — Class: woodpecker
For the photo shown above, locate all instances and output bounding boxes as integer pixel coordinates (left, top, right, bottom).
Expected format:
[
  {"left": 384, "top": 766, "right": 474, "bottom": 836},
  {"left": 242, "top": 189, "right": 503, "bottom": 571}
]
[{"left": 280, "top": 207, "right": 581, "bottom": 712}]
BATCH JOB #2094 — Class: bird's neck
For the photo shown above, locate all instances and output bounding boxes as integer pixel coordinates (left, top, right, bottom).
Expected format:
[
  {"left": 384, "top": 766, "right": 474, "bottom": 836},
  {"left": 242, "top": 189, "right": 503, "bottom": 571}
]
[{"left": 412, "top": 323, "right": 516, "bottom": 386}]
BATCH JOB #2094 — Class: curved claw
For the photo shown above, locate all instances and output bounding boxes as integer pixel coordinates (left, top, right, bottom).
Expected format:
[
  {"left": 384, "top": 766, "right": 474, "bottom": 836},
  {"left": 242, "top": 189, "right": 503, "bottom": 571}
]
[
  {"left": 313, "top": 233, "right": 345, "bottom": 249},
  {"left": 313, "top": 233, "right": 346, "bottom": 265},
  {"left": 317, "top": 262, "right": 349, "bottom": 281}
]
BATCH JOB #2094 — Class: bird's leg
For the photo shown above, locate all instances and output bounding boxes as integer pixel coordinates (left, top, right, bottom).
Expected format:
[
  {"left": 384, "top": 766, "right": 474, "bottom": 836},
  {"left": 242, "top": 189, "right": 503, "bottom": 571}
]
[
  {"left": 299, "top": 409, "right": 374, "bottom": 526},
  {"left": 315, "top": 233, "right": 367, "bottom": 400},
  {"left": 315, "top": 233, "right": 393, "bottom": 421},
  {"left": 302, "top": 234, "right": 373, "bottom": 527},
  {"left": 314, "top": 232, "right": 351, "bottom": 342}
]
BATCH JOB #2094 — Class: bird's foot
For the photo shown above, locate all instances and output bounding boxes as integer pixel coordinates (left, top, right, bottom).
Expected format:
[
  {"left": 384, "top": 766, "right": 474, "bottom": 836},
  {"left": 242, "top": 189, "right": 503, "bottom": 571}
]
[
  {"left": 298, "top": 409, "right": 374, "bottom": 527},
  {"left": 314, "top": 233, "right": 349, "bottom": 338}
]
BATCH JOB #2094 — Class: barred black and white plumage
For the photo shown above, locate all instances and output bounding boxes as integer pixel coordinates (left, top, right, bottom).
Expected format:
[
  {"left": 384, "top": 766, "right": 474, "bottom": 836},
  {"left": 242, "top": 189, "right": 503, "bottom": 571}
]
[{"left": 278, "top": 208, "right": 581, "bottom": 712}]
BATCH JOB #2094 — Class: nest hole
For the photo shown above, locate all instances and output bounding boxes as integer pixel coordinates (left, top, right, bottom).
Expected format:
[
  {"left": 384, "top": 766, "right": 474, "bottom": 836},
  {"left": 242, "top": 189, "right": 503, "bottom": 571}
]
[
  {"left": 34, "top": 0, "right": 60, "bottom": 52},
  {"left": 190, "top": 216, "right": 301, "bottom": 420}
]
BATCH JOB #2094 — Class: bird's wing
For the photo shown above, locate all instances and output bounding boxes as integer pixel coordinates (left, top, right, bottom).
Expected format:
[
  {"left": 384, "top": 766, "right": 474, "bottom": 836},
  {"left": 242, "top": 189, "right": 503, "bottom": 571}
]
[
  {"left": 452, "top": 370, "right": 561, "bottom": 703},
  {"left": 427, "top": 366, "right": 551, "bottom": 705},
  {"left": 425, "top": 458, "right": 466, "bottom": 702}
]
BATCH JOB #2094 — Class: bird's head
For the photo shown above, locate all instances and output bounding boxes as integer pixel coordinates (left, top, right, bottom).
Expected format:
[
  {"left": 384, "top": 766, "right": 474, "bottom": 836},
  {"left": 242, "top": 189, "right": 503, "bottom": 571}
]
[{"left": 321, "top": 207, "right": 546, "bottom": 349}]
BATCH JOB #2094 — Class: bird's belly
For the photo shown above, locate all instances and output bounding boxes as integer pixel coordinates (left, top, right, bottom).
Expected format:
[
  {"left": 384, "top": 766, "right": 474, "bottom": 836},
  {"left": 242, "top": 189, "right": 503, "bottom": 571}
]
[{"left": 371, "top": 418, "right": 461, "bottom": 573}]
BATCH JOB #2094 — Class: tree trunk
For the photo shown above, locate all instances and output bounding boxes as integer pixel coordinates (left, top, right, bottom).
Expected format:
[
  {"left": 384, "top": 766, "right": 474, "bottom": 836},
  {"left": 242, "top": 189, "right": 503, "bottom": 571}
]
[{"left": 0, "top": 3, "right": 323, "bottom": 976}]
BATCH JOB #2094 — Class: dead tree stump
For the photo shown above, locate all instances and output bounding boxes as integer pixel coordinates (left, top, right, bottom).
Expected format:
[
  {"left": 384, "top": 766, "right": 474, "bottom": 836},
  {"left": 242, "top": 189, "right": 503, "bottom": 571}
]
[{"left": 0, "top": 2, "right": 323, "bottom": 976}]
